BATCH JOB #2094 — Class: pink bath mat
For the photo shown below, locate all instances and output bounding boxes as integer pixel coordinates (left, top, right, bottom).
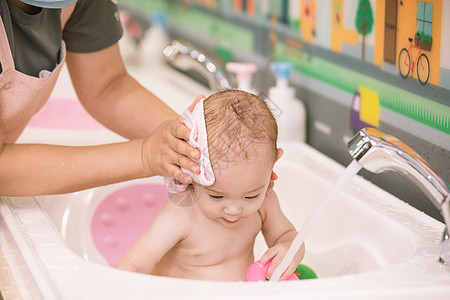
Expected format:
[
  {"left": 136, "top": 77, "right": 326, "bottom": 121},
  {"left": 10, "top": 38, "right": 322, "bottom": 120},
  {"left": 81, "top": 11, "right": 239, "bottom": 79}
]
[
  {"left": 90, "top": 183, "right": 168, "bottom": 266},
  {"left": 28, "top": 98, "right": 107, "bottom": 131}
]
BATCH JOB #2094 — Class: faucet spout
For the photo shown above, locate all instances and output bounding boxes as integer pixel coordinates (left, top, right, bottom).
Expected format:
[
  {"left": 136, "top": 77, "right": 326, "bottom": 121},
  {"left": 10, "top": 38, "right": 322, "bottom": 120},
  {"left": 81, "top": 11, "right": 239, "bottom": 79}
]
[
  {"left": 348, "top": 127, "right": 450, "bottom": 265},
  {"left": 163, "top": 40, "right": 232, "bottom": 92}
]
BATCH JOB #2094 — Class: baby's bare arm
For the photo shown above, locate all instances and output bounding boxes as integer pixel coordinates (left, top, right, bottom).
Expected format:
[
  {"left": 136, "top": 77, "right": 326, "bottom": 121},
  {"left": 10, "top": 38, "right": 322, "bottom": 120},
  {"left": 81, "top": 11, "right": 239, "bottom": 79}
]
[
  {"left": 116, "top": 201, "right": 189, "bottom": 274},
  {"left": 259, "top": 190, "right": 305, "bottom": 280},
  {"left": 260, "top": 190, "right": 297, "bottom": 246}
]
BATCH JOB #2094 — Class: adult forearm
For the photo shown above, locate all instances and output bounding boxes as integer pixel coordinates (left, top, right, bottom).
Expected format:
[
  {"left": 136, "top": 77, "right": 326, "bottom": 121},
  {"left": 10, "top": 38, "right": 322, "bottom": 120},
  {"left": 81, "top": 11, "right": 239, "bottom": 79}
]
[
  {"left": 67, "top": 44, "right": 178, "bottom": 139},
  {"left": 82, "top": 73, "right": 177, "bottom": 139},
  {"left": 0, "top": 140, "right": 149, "bottom": 196}
]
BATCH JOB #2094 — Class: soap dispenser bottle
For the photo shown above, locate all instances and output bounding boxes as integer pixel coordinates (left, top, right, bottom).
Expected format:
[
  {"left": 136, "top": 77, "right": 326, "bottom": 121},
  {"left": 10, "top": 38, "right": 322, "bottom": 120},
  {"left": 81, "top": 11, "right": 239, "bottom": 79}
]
[
  {"left": 226, "top": 62, "right": 258, "bottom": 94},
  {"left": 269, "top": 62, "right": 306, "bottom": 142}
]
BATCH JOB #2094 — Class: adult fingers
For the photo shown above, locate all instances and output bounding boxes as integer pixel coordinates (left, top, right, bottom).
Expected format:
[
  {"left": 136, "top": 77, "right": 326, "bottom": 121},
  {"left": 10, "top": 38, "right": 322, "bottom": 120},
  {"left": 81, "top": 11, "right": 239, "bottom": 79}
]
[
  {"left": 173, "top": 167, "right": 194, "bottom": 184},
  {"left": 173, "top": 136, "right": 200, "bottom": 160},
  {"left": 169, "top": 121, "right": 200, "bottom": 160},
  {"left": 175, "top": 153, "right": 200, "bottom": 175},
  {"left": 170, "top": 119, "right": 191, "bottom": 141}
]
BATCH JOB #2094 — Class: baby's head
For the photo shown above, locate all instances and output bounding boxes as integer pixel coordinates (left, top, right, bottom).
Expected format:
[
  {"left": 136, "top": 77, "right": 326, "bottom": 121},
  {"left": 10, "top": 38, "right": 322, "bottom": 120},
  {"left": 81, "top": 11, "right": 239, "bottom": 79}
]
[
  {"left": 204, "top": 89, "right": 278, "bottom": 169},
  {"left": 193, "top": 90, "right": 281, "bottom": 226}
]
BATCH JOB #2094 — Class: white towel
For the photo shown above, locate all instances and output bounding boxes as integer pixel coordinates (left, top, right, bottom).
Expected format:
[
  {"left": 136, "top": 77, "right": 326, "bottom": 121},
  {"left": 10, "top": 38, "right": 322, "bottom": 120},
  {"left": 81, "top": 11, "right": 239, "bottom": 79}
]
[{"left": 165, "top": 98, "right": 215, "bottom": 193}]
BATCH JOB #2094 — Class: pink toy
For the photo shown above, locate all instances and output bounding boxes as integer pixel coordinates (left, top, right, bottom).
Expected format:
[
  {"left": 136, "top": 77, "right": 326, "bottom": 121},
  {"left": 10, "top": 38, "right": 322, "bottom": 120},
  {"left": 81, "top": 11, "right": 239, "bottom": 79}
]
[
  {"left": 90, "top": 183, "right": 168, "bottom": 266},
  {"left": 247, "top": 260, "right": 299, "bottom": 282}
]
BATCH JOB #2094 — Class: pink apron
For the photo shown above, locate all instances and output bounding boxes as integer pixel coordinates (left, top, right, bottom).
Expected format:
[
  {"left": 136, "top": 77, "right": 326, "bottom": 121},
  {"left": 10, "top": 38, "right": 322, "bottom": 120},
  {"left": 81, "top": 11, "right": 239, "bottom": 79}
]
[{"left": 0, "top": 12, "right": 68, "bottom": 143}]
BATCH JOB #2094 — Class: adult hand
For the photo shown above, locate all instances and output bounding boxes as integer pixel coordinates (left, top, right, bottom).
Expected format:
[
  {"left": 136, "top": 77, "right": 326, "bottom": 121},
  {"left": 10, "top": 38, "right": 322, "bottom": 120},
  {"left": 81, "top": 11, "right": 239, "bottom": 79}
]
[
  {"left": 141, "top": 118, "right": 200, "bottom": 184},
  {"left": 140, "top": 94, "right": 208, "bottom": 184}
]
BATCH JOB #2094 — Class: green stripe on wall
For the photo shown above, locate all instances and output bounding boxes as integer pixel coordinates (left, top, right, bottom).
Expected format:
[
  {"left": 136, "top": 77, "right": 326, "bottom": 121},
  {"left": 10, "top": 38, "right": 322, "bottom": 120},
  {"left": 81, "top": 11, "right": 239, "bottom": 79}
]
[
  {"left": 275, "top": 43, "right": 449, "bottom": 134},
  {"left": 120, "top": 0, "right": 167, "bottom": 11},
  {"left": 122, "top": 0, "right": 253, "bottom": 53},
  {"left": 169, "top": 8, "right": 254, "bottom": 53}
]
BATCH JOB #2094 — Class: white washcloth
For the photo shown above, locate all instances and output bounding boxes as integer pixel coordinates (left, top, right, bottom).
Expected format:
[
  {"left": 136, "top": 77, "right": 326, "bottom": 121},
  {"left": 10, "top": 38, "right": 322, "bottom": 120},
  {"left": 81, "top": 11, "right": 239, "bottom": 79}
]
[{"left": 165, "top": 98, "right": 215, "bottom": 193}]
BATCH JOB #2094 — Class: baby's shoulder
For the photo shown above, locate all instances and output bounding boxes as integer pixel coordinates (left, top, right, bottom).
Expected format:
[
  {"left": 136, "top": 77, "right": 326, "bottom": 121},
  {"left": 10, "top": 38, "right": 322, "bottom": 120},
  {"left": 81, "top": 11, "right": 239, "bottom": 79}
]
[
  {"left": 167, "top": 188, "right": 198, "bottom": 208},
  {"left": 164, "top": 190, "right": 197, "bottom": 223}
]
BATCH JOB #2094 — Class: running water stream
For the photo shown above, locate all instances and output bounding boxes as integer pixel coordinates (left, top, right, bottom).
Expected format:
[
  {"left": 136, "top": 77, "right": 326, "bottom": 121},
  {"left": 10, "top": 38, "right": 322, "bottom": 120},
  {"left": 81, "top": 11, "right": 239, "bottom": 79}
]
[{"left": 270, "top": 159, "right": 363, "bottom": 282}]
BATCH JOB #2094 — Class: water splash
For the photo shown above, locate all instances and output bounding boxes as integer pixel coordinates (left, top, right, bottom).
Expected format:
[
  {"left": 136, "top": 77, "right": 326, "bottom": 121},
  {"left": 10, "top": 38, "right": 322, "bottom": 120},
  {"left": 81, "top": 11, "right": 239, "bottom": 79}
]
[
  {"left": 440, "top": 201, "right": 450, "bottom": 266},
  {"left": 271, "top": 159, "right": 362, "bottom": 282},
  {"left": 442, "top": 200, "right": 450, "bottom": 235}
]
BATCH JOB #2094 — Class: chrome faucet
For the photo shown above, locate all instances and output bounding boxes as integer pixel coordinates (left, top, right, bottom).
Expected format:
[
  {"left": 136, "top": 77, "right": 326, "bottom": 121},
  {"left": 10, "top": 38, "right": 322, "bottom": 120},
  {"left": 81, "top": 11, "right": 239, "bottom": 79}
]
[
  {"left": 163, "top": 40, "right": 232, "bottom": 92},
  {"left": 348, "top": 127, "right": 450, "bottom": 265}
]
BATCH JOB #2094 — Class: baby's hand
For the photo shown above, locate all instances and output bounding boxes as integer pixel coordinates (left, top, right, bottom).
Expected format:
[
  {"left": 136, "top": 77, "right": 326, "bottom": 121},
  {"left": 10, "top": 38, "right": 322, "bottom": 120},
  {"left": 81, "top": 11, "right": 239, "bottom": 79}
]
[{"left": 259, "top": 242, "right": 305, "bottom": 281}]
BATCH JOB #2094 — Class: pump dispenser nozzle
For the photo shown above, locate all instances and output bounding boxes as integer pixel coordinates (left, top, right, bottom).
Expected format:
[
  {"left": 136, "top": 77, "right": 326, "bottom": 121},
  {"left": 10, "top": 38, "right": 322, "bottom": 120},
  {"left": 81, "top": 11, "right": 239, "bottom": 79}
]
[
  {"left": 226, "top": 62, "right": 257, "bottom": 93},
  {"left": 270, "top": 62, "right": 293, "bottom": 89}
]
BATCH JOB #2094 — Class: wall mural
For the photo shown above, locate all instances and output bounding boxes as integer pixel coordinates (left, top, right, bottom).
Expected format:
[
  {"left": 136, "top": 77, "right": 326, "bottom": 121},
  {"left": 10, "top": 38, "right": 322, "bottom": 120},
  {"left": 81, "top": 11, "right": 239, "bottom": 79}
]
[
  {"left": 174, "top": 0, "right": 448, "bottom": 134},
  {"left": 120, "top": 0, "right": 449, "bottom": 135}
]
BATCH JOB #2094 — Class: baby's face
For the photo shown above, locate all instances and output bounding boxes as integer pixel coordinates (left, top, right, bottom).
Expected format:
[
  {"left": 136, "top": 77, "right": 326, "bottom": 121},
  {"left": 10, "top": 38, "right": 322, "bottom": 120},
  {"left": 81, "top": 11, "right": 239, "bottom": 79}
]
[{"left": 194, "top": 150, "right": 275, "bottom": 227}]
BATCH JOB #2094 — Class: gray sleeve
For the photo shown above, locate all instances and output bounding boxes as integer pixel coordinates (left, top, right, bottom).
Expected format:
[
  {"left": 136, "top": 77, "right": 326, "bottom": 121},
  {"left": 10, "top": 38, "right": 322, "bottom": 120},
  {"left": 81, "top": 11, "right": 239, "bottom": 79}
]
[{"left": 62, "top": 0, "right": 123, "bottom": 53}]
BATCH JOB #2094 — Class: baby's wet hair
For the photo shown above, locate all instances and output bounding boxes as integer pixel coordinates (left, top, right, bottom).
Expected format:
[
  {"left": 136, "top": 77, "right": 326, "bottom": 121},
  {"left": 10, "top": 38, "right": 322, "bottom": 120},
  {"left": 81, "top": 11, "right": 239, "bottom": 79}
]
[{"left": 203, "top": 90, "right": 278, "bottom": 166}]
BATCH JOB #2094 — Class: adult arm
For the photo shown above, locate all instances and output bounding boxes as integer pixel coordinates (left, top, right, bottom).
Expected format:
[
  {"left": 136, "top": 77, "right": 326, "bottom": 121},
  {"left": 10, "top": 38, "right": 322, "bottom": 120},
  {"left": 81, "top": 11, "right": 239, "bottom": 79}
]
[
  {"left": 66, "top": 43, "right": 176, "bottom": 139},
  {"left": 66, "top": 43, "right": 200, "bottom": 181},
  {"left": 0, "top": 45, "right": 200, "bottom": 196},
  {"left": 0, "top": 120, "right": 196, "bottom": 196}
]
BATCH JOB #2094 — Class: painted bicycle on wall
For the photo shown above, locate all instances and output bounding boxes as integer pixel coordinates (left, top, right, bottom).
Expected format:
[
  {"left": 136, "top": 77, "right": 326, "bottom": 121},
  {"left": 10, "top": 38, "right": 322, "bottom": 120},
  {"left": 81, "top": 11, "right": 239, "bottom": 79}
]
[{"left": 398, "top": 36, "right": 430, "bottom": 85}]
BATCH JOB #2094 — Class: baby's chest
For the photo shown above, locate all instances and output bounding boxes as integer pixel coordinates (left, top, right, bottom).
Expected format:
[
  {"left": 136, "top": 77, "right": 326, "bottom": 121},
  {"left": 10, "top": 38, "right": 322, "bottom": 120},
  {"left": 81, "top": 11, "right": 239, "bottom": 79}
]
[{"left": 184, "top": 216, "right": 261, "bottom": 259}]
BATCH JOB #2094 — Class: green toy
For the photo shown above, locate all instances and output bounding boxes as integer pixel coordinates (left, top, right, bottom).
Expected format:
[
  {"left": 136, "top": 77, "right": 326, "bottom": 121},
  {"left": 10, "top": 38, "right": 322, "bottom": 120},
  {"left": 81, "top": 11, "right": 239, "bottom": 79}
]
[{"left": 294, "top": 264, "right": 318, "bottom": 280}]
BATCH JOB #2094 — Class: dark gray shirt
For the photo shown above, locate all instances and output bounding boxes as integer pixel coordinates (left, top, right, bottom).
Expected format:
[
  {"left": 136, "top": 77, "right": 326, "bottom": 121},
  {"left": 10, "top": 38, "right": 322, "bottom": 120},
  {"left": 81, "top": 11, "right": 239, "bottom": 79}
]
[{"left": 0, "top": 0, "right": 123, "bottom": 77}]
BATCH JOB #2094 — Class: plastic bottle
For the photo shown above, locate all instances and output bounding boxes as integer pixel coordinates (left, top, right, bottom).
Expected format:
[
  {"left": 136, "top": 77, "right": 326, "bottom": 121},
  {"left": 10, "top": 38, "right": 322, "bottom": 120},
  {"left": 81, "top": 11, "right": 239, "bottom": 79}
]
[
  {"left": 268, "top": 62, "right": 306, "bottom": 142},
  {"left": 226, "top": 62, "right": 258, "bottom": 94}
]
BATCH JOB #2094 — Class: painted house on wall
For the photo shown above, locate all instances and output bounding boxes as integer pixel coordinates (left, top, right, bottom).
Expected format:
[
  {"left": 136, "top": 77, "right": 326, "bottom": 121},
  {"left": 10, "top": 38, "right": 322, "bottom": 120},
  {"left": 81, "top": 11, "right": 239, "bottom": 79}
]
[
  {"left": 192, "top": 0, "right": 448, "bottom": 133},
  {"left": 314, "top": 0, "right": 449, "bottom": 88},
  {"left": 307, "top": 0, "right": 448, "bottom": 88},
  {"left": 229, "top": 0, "right": 449, "bottom": 89},
  {"left": 374, "top": 0, "right": 448, "bottom": 88}
]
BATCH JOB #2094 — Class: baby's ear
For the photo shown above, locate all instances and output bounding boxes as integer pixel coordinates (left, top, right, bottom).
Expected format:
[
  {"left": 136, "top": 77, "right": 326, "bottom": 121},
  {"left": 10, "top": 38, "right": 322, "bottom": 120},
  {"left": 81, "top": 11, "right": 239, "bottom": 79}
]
[
  {"left": 265, "top": 148, "right": 283, "bottom": 196},
  {"left": 265, "top": 179, "right": 275, "bottom": 197},
  {"left": 275, "top": 148, "right": 284, "bottom": 163}
]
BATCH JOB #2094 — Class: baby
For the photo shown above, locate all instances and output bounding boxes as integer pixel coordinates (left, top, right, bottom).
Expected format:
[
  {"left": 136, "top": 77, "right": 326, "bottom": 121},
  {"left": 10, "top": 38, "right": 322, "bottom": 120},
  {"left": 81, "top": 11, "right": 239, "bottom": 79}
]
[{"left": 116, "top": 90, "right": 305, "bottom": 281}]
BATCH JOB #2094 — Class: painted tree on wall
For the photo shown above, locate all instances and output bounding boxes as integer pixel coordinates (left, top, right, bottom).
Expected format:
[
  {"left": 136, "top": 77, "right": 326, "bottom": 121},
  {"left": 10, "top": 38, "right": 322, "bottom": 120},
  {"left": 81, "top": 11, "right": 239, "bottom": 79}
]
[{"left": 355, "top": 0, "right": 374, "bottom": 61}]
